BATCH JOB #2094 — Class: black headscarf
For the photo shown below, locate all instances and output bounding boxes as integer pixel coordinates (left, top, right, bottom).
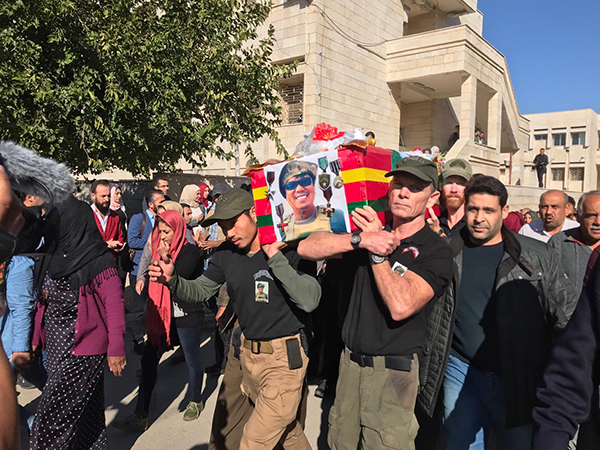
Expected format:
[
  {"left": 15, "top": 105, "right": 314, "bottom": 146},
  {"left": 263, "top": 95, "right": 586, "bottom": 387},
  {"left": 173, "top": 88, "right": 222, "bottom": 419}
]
[{"left": 48, "top": 195, "right": 115, "bottom": 289}]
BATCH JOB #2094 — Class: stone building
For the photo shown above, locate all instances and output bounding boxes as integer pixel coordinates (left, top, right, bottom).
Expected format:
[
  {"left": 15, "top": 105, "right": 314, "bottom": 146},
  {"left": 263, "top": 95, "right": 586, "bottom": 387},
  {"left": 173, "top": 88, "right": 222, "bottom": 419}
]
[
  {"left": 198, "top": 0, "right": 531, "bottom": 186},
  {"left": 516, "top": 109, "right": 600, "bottom": 193}
]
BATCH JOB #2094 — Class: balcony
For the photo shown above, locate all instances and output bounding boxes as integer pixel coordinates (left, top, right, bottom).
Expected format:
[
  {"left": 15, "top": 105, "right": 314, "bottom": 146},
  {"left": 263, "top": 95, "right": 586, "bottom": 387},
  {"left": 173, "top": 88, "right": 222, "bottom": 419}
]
[
  {"left": 403, "top": 0, "right": 477, "bottom": 19},
  {"left": 386, "top": 25, "right": 529, "bottom": 179}
]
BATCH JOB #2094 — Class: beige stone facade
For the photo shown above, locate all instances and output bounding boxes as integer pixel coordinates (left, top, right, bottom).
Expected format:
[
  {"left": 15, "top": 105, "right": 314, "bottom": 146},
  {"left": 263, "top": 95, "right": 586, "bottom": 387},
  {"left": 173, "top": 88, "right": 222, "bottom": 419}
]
[
  {"left": 91, "top": 0, "right": 536, "bottom": 198},
  {"left": 514, "top": 109, "right": 600, "bottom": 193}
]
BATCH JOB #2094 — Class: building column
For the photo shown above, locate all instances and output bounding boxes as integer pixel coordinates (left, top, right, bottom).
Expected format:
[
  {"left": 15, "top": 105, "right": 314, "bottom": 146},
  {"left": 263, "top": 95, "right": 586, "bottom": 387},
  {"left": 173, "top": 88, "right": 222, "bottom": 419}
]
[
  {"left": 487, "top": 89, "right": 502, "bottom": 152},
  {"left": 459, "top": 75, "right": 477, "bottom": 144}
]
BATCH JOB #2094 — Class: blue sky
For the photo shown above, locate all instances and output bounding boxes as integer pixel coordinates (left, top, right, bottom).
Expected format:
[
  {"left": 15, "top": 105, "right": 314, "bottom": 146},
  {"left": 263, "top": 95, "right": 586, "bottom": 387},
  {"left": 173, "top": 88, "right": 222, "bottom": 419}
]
[{"left": 478, "top": 0, "right": 600, "bottom": 115}]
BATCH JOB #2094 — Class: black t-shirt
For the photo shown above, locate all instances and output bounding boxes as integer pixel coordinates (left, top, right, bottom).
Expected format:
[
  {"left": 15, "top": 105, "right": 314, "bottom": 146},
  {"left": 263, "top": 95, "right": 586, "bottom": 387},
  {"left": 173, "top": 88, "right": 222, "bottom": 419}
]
[
  {"left": 451, "top": 240, "right": 504, "bottom": 373},
  {"left": 439, "top": 209, "right": 466, "bottom": 237},
  {"left": 341, "top": 225, "right": 453, "bottom": 356},
  {"left": 202, "top": 243, "right": 315, "bottom": 340}
]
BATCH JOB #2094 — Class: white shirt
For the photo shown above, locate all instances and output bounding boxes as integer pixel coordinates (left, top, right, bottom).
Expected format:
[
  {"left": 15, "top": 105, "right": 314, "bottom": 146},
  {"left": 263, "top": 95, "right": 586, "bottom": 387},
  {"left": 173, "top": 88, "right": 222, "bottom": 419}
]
[
  {"left": 91, "top": 204, "right": 109, "bottom": 233},
  {"left": 518, "top": 218, "right": 579, "bottom": 243}
]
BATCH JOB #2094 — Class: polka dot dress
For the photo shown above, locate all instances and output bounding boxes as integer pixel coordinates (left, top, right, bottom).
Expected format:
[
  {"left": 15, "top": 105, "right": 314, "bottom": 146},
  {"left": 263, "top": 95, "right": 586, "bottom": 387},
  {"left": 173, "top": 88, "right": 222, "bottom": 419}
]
[{"left": 30, "top": 276, "right": 108, "bottom": 450}]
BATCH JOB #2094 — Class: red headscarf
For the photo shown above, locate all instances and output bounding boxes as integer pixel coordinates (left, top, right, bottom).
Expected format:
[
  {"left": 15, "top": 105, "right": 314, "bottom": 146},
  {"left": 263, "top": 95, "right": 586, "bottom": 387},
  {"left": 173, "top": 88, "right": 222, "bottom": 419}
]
[
  {"left": 197, "top": 183, "right": 210, "bottom": 208},
  {"left": 147, "top": 210, "right": 187, "bottom": 347},
  {"left": 504, "top": 211, "right": 525, "bottom": 233}
]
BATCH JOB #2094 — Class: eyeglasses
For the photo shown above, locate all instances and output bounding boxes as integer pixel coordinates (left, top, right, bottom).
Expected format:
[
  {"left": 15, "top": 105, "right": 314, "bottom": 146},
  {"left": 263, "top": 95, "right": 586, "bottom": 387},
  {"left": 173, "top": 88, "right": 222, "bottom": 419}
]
[{"left": 284, "top": 176, "right": 313, "bottom": 191}]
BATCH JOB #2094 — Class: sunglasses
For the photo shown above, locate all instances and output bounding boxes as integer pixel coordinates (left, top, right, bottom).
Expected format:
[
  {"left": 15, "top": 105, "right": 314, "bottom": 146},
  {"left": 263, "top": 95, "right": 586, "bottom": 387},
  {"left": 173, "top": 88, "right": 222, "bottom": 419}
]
[{"left": 284, "top": 176, "right": 313, "bottom": 191}]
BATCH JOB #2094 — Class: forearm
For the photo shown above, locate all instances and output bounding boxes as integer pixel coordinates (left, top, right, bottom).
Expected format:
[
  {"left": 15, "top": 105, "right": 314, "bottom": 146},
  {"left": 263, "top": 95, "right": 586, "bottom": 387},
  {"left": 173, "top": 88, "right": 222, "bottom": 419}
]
[
  {"left": 372, "top": 263, "right": 429, "bottom": 321},
  {"left": 267, "top": 252, "right": 321, "bottom": 313},
  {"left": 0, "top": 339, "right": 19, "bottom": 450},
  {"left": 166, "top": 274, "right": 221, "bottom": 304},
  {"left": 7, "top": 258, "right": 36, "bottom": 352},
  {"left": 297, "top": 232, "right": 352, "bottom": 261}
]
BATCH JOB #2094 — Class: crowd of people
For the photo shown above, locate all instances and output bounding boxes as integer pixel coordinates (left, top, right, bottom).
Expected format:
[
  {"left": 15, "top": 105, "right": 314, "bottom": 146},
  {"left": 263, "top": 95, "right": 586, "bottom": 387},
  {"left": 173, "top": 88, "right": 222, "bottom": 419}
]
[{"left": 3, "top": 149, "right": 600, "bottom": 450}]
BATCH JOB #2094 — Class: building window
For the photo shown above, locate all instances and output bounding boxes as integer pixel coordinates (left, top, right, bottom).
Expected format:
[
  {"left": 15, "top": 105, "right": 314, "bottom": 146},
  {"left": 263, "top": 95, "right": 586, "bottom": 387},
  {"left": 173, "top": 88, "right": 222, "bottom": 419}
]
[
  {"left": 570, "top": 167, "right": 584, "bottom": 181},
  {"left": 279, "top": 80, "right": 303, "bottom": 125},
  {"left": 572, "top": 132, "right": 585, "bottom": 146},
  {"left": 553, "top": 133, "right": 566, "bottom": 147},
  {"left": 534, "top": 134, "right": 547, "bottom": 141},
  {"left": 551, "top": 168, "right": 564, "bottom": 182}
]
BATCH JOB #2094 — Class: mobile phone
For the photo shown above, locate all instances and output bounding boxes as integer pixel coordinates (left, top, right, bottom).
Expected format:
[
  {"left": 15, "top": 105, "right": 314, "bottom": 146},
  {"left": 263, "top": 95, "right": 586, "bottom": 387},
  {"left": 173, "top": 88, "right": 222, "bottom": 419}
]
[{"left": 285, "top": 338, "right": 303, "bottom": 370}]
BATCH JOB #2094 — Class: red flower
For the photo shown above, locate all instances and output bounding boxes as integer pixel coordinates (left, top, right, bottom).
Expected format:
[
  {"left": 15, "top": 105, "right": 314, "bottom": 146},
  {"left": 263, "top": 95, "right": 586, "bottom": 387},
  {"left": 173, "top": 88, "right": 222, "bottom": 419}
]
[{"left": 312, "top": 123, "right": 344, "bottom": 141}]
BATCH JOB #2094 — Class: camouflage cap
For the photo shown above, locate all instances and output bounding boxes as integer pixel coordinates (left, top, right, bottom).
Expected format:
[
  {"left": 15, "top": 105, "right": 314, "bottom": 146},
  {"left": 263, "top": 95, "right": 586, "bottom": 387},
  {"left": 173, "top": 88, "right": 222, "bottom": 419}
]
[
  {"left": 278, "top": 160, "right": 318, "bottom": 194},
  {"left": 257, "top": 283, "right": 265, "bottom": 288}
]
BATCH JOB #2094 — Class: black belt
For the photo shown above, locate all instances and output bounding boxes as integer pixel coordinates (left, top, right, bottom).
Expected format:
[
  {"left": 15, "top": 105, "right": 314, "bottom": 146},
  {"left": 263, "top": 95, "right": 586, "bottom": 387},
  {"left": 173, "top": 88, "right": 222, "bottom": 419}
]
[{"left": 350, "top": 351, "right": 413, "bottom": 372}]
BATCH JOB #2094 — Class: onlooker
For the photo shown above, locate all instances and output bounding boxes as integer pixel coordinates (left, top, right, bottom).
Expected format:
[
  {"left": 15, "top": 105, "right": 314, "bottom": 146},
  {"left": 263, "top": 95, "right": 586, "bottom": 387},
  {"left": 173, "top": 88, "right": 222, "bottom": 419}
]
[
  {"left": 428, "top": 158, "right": 472, "bottom": 237},
  {"left": 128, "top": 189, "right": 165, "bottom": 354},
  {"left": 519, "top": 189, "right": 579, "bottom": 242},
  {"left": 180, "top": 184, "right": 205, "bottom": 238},
  {"left": 298, "top": 157, "right": 454, "bottom": 449},
  {"left": 425, "top": 176, "right": 575, "bottom": 449},
  {"left": 109, "top": 183, "right": 127, "bottom": 233},
  {"left": 30, "top": 195, "right": 126, "bottom": 449},
  {"left": 90, "top": 179, "right": 125, "bottom": 256},
  {"left": 474, "top": 129, "right": 485, "bottom": 145},
  {"left": 448, "top": 125, "right": 460, "bottom": 149},
  {"left": 181, "top": 203, "right": 196, "bottom": 245},
  {"left": 566, "top": 195, "right": 577, "bottom": 220},
  {"left": 115, "top": 211, "right": 205, "bottom": 430},
  {"left": 533, "top": 149, "right": 549, "bottom": 188},
  {"left": 533, "top": 256, "right": 600, "bottom": 450},
  {"left": 504, "top": 210, "right": 525, "bottom": 232},
  {"left": 365, "top": 131, "right": 375, "bottom": 139},
  {"left": 153, "top": 177, "right": 171, "bottom": 200},
  {"left": 523, "top": 210, "right": 538, "bottom": 224},
  {"left": 548, "top": 191, "right": 600, "bottom": 295}
]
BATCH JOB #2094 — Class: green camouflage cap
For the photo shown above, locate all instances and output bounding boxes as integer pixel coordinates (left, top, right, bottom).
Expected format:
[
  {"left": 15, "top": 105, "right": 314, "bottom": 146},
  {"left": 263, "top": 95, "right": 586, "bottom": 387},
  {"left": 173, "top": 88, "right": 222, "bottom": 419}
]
[
  {"left": 201, "top": 188, "right": 255, "bottom": 227},
  {"left": 441, "top": 158, "right": 472, "bottom": 183},
  {"left": 279, "top": 160, "right": 318, "bottom": 193},
  {"left": 385, "top": 156, "right": 439, "bottom": 189}
]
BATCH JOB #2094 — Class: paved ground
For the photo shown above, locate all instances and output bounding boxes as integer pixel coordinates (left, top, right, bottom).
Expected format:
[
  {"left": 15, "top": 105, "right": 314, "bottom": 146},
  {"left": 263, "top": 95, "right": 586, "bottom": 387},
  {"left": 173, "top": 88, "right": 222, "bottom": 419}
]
[{"left": 17, "top": 291, "right": 333, "bottom": 449}]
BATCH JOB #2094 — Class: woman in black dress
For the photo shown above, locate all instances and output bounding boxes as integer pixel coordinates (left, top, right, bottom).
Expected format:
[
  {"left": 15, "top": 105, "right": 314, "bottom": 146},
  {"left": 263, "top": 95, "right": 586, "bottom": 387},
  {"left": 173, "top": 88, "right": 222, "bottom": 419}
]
[{"left": 30, "top": 196, "right": 126, "bottom": 450}]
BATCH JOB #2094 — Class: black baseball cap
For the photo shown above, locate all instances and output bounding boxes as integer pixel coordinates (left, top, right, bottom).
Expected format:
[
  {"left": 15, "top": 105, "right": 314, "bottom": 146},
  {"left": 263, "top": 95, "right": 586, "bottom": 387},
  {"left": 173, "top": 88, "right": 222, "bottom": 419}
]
[
  {"left": 201, "top": 188, "right": 255, "bottom": 227},
  {"left": 385, "top": 156, "right": 439, "bottom": 189}
]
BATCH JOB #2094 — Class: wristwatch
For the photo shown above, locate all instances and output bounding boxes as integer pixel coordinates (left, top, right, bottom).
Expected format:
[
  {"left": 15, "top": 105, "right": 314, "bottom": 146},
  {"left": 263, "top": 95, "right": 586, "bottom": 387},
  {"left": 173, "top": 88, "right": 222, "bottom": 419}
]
[
  {"left": 350, "top": 230, "right": 362, "bottom": 250},
  {"left": 370, "top": 253, "right": 388, "bottom": 265}
]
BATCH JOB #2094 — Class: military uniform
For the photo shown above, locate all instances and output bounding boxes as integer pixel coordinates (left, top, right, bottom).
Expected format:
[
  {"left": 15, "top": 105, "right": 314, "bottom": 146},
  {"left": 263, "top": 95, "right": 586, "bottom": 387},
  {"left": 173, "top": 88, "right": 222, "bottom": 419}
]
[
  {"left": 167, "top": 188, "right": 321, "bottom": 450},
  {"left": 283, "top": 207, "right": 346, "bottom": 241}
]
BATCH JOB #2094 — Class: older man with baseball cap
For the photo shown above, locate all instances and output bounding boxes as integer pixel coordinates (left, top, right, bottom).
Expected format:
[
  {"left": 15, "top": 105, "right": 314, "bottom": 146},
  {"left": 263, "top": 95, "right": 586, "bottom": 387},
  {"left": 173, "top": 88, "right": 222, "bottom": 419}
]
[
  {"left": 149, "top": 188, "right": 321, "bottom": 449},
  {"left": 428, "top": 158, "right": 473, "bottom": 237},
  {"left": 298, "top": 156, "right": 454, "bottom": 449}
]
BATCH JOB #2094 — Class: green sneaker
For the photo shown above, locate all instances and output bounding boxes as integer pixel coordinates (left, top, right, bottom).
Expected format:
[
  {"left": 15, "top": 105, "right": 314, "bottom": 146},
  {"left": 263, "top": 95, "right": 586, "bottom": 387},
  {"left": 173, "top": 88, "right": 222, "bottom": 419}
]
[
  {"left": 112, "top": 413, "right": 149, "bottom": 432},
  {"left": 183, "top": 401, "right": 204, "bottom": 422}
]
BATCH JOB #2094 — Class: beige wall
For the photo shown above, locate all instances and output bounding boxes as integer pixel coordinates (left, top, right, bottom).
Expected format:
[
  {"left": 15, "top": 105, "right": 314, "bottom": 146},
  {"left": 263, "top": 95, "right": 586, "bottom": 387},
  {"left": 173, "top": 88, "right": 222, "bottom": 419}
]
[{"left": 516, "top": 109, "right": 600, "bottom": 193}]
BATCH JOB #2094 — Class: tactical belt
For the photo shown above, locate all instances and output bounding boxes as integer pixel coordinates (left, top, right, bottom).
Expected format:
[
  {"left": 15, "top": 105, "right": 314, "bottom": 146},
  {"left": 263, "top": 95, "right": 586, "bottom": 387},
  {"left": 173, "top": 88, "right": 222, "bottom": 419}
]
[
  {"left": 243, "top": 339, "right": 274, "bottom": 355},
  {"left": 350, "top": 350, "right": 413, "bottom": 372},
  {"left": 242, "top": 332, "right": 307, "bottom": 355}
]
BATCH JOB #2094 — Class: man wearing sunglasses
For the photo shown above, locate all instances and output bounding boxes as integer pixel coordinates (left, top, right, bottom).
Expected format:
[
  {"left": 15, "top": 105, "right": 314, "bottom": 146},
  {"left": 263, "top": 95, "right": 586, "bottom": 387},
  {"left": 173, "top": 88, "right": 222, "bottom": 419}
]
[{"left": 278, "top": 161, "right": 345, "bottom": 241}]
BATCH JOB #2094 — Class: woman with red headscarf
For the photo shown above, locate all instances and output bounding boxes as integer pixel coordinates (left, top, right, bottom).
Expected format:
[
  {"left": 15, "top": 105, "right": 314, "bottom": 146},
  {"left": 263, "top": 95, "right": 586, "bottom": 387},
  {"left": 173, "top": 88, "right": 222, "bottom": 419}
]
[
  {"left": 114, "top": 210, "right": 205, "bottom": 431},
  {"left": 197, "top": 183, "right": 210, "bottom": 208}
]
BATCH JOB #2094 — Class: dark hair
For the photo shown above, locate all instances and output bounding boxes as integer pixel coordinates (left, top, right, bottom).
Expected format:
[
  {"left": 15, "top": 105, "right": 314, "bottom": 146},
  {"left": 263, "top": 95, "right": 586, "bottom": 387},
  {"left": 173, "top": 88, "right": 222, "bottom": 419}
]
[
  {"left": 91, "top": 179, "right": 110, "bottom": 194},
  {"left": 239, "top": 183, "right": 251, "bottom": 193},
  {"left": 180, "top": 203, "right": 191, "bottom": 209},
  {"left": 145, "top": 189, "right": 164, "bottom": 205},
  {"left": 567, "top": 195, "right": 576, "bottom": 206},
  {"left": 365, "top": 131, "right": 375, "bottom": 139},
  {"left": 154, "top": 177, "right": 168, "bottom": 185},
  {"left": 464, "top": 175, "right": 508, "bottom": 208}
]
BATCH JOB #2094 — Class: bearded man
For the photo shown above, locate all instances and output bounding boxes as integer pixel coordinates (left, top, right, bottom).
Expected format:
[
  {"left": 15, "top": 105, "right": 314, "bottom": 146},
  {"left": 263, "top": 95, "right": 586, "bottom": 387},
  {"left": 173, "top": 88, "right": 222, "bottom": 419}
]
[{"left": 427, "top": 158, "right": 473, "bottom": 238}]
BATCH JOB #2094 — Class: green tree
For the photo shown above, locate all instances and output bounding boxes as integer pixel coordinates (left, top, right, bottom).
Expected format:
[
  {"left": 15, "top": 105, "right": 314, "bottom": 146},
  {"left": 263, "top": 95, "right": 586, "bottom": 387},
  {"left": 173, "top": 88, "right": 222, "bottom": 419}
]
[{"left": 0, "top": 0, "right": 294, "bottom": 175}]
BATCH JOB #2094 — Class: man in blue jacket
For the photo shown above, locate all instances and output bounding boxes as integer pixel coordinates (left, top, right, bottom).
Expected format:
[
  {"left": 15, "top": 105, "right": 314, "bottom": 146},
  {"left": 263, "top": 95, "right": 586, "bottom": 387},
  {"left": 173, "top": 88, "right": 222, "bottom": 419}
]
[
  {"left": 127, "top": 189, "right": 164, "bottom": 353},
  {"left": 533, "top": 258, "right": 600, "bottom": 450}
]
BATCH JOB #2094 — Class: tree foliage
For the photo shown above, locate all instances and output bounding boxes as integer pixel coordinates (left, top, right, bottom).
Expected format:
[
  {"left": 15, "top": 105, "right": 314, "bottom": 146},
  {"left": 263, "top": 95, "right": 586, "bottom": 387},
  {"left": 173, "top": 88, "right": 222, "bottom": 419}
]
[{"left": 0, "top": 0, "right": 294, "bottom": 175}]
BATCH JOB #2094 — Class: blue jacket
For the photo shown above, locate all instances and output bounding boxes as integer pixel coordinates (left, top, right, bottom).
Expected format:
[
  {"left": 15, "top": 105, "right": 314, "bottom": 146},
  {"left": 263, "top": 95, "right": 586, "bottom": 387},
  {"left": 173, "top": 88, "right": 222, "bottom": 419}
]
[
  {"left": 127, "top": 210, "right": 154, "bottom": 276},
  {"left": 533, "top": 258, "right": 600, "bottom": 450},
  {"left": 0, "top": 256, "right": 36, "bottom": 360}
]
